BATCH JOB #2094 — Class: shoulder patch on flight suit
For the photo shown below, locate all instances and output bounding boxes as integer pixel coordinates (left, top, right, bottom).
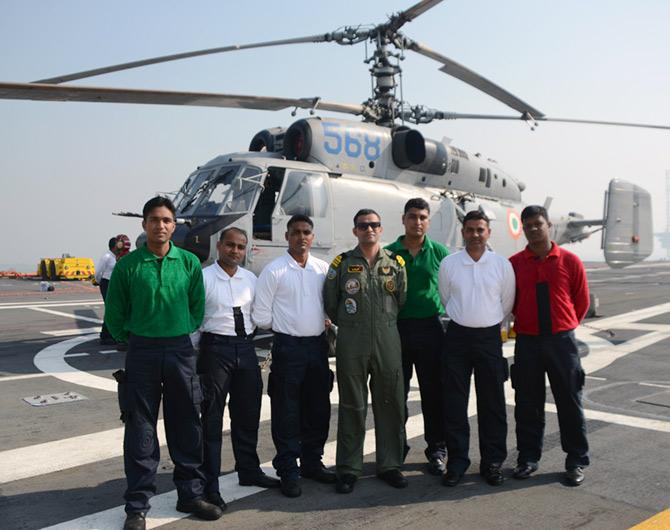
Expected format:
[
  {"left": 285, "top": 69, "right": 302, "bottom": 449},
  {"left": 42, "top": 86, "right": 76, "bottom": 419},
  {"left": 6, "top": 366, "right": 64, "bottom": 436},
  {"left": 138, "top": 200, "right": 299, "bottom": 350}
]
[
  {"left": 330, "top": 253, "right": 346, "bottom": 268},
  {"left": 327, "top": 252, "right": 347, "bottom": 279}
]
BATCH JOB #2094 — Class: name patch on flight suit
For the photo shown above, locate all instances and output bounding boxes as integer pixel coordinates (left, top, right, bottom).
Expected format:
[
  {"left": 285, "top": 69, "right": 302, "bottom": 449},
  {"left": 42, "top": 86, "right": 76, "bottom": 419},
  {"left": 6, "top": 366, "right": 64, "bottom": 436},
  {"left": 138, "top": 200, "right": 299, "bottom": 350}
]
[
  {"left": 345, "top": 297, "right": 358, "bottom": 314},
  {"left": 347, "top": 265, "right": 364, "bottom": 273},
  {"left": 345, "top": 278, "right": 360, "bottom": 294}
]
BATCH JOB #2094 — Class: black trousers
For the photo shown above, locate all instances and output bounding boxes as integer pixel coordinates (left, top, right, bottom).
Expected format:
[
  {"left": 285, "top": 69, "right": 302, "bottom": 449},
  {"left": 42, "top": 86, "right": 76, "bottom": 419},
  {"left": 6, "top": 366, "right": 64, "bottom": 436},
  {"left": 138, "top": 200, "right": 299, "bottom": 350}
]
[
  {"left": 398, "top": 315, "right": 447, "bottom": 460},
  {"left": 99, "top": 278, "right": 113, "bottom": 340},
  {"left": 197, "top": 332, "right": 263, "bottom": 493},
  {"left": 123, "top": 334, "right": 205, "bottom": 514},
  {"left": 269, "top": 332, "right": 332, "bottom": 480},
  {"left": 512, "top": 332, "right": 589, "bottom": 469},
  {"left": 443, "top": 321, "right": 508, "bottom": 474}
]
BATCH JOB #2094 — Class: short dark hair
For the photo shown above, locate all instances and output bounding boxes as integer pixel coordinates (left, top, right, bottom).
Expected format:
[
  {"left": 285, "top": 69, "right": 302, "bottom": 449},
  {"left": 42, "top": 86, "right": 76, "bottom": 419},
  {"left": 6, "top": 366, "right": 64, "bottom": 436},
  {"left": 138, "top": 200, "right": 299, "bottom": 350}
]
[
  {"left": 142, "top": 196, "right": 176, "bottom": 221},
  {"left": 404, "top": 198, "right": 430, "bottom": 214},
  {"left": 287, "top": 214, "right": 314, "bottom": 230},
  {"left": 108, "top": 237, "right": 117, "bottom": 250},
  {"left": 462, "top": 210, "right": 490, "bottom": 226},
  {"left": 353, "top": 208, "right": 380, "bottom": 226},
  {"left": 521, "top": 205, "right": 549, "bottom": 223},
  {"left": 219, "top": 226, "right": 248, "bottom": 242}
]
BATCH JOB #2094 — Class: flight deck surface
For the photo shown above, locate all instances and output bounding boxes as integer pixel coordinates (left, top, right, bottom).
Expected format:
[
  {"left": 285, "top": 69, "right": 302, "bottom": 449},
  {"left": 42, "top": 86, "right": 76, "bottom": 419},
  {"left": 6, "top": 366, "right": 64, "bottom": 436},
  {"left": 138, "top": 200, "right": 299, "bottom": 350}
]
[{"left": 0, "top": 263, "right": 668, "bottom": 529}]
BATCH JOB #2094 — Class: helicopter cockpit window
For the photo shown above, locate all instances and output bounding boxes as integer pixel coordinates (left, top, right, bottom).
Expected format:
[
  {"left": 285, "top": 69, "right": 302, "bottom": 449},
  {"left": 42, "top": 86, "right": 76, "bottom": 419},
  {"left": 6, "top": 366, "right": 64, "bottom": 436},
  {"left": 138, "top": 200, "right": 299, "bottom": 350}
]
[
  {"left": 220, "top": 165, "right": 263, "bottom": 214},
  {"left": 176, "top": 169, "right": 215, "bottom": 215},
  {"left": 279, "top": 171, "right": 328, "bottom": 218},
  {"left": 193, "top": 166, "right": 240, "bottom": 215}
]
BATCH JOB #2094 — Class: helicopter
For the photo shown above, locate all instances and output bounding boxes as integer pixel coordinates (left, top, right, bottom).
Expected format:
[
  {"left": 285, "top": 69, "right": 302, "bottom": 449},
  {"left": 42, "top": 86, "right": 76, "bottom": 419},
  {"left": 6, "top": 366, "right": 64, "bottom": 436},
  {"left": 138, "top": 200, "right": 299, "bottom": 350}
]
[{"left": 1, "top": 0, "right": 666, "bottom": 273}]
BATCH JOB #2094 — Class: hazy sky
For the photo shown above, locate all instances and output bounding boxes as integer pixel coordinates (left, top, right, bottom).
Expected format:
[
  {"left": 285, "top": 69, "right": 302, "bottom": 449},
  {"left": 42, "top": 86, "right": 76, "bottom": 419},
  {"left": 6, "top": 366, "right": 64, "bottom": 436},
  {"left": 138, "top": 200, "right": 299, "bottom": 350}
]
[{"left": 2, "top": 0, "right": 670, "bottom": 269}]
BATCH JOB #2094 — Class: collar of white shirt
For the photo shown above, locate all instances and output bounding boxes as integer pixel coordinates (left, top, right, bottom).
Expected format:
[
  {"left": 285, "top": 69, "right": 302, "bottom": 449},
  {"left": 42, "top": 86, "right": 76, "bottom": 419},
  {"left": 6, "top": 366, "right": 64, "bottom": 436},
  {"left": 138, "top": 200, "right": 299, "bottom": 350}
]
[
  {"left": 460, "top": 247, "right": 491, "bottom": 266},
  {"left": 284, "top": 251, "right": 317, "bottom": 271},
  {"left": 213, "top": 261, "right": 245, "bottom": 281}
]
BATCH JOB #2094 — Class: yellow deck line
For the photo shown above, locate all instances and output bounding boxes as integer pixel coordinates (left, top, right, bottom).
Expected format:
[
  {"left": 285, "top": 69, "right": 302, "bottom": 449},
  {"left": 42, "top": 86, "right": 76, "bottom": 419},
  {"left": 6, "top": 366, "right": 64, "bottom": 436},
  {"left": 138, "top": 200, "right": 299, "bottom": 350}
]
[{"left": 629, "top": 508, "right": 670, "bottom": 529}]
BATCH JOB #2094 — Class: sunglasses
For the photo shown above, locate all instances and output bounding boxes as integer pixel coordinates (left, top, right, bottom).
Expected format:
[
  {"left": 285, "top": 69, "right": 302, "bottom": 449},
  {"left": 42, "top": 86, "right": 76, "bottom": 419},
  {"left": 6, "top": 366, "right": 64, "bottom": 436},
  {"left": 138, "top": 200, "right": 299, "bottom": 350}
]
[{"left": 356, "top": 221, "right": 381, "bottom": 230}]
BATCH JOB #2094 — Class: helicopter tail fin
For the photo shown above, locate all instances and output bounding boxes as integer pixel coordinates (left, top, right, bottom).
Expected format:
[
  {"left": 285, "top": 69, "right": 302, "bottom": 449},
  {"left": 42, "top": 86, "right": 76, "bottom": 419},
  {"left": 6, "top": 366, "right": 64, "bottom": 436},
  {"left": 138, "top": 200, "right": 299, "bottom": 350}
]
[{"left": 602, "top": 179, "right": 653, "bottom": 268}]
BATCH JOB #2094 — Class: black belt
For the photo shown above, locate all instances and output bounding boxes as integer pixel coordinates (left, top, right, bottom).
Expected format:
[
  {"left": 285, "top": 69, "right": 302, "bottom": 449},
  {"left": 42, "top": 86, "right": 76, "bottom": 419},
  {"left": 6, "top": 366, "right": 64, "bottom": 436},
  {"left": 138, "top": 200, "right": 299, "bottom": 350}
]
[{"left": 201, "top": 331, "right": 252, "bottom": 343}]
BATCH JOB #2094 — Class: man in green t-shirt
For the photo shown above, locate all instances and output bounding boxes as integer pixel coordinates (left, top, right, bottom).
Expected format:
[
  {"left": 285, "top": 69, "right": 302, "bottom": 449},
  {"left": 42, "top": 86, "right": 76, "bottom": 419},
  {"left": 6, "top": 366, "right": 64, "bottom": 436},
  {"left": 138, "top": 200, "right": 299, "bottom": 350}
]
[
  {"left": 385, "top": 198, "right": 449, "bottom": 476},
  {"left": 105, "top": 196, "right": 222, "bottom": 530}
]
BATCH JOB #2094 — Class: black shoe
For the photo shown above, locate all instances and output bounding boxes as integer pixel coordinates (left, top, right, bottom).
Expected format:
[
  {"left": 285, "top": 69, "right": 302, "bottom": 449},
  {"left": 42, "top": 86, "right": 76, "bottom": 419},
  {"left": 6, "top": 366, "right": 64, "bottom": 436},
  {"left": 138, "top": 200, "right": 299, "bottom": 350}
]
[
  {"left": 99, "top": 337, "right": 117, "bottom": 346},
  {"left": 480, "top": 463, "right": 504, "bottom": 486},
  {"left": 280, "top": 478, "right": 302, "bottom": 498},
  {"left": 336, "top": 473, "right": 357, "bottom": 494},
  {"left": 205, "top": 492, "right": 227, "bottom": 512},
  {"left": 513, "top": 462, "right": 539, "bottom": 480},
  {"left": 565, "top": 466, "right": 585, "bottom": 486},
  {"left": 123, "top": 513, "right": 146, "bottom": 530},
  {"left": 116, "top": 342, "right": 128, "bottom": 351},
  {"left": 377, "top": 469, "right": 408, "bottom": 489},
  {"left": 239, "top": 473, "right": 281, "bottom": 488},
  {"left": 175, "top": 498, "right": 223, "bottom": 520},
  {"left": 301, "top": 464, "right": 337, "bottom": 484},
  {"left": 442, "top": 469, "right": 463, "bottom": 487},
  {"left": 426, "top": 456, "right": 446, "bottom": 476}
]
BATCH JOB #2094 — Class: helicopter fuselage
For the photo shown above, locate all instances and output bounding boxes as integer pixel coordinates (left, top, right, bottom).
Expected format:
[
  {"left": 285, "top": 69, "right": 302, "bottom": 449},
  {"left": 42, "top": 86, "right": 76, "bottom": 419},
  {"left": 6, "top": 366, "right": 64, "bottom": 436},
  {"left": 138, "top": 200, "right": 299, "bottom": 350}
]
[{"left": 157, "top": 117, "right": 649, "bottom": 272}]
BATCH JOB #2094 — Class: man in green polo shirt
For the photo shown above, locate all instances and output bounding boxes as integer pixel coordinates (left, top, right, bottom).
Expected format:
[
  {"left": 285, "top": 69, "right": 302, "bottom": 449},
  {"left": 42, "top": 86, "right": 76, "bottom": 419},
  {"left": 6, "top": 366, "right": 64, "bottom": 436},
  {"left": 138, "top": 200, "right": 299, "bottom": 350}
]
[
  {"left": 385, "top": 197, "right": 449, "bottom": 475},
  {"left": 105, "top": 196, "right": 223, "bottom": 530}
]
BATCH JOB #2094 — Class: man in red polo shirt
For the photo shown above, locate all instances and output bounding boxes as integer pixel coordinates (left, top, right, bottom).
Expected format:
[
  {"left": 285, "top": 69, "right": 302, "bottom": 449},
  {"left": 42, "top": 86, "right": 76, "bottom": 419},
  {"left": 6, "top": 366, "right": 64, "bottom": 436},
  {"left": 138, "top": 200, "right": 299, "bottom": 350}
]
[{"left": 509, "top": 205, "right": 590, "bottom": 487}]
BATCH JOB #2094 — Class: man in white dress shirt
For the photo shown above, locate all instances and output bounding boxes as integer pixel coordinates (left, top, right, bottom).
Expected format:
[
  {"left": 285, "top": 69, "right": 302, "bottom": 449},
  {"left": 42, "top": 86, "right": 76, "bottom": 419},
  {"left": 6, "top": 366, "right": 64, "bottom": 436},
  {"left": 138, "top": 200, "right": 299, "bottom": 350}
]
[
  {"left": 252, "top": 214, "right": 336, "bottom": 498},
  {"left": 197, "top": 227, "right": 280, "bottom": 513},
  {"left": 95, "top": 236, "right": 118, "bottom": 345},
  {"left": 438, "top": 210, "right": 515, "bottom": 488}
]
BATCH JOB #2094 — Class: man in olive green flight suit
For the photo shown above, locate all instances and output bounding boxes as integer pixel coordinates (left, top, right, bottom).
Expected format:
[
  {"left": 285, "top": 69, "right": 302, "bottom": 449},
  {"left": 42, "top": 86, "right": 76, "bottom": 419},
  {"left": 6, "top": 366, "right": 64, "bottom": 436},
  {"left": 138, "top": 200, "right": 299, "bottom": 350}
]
[{"left": 323, "top": 208, "right": 408, "bottom": 494}]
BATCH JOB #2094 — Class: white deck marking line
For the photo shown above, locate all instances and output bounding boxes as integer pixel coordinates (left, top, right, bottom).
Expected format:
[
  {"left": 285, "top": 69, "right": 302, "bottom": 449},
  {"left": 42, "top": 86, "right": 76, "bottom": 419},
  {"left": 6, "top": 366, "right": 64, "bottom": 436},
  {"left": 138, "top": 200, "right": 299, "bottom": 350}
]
[
  {"left": 602, "top": 323, "right": 670, "bottom": 332},
  {"left": 41, "top": 414, "right": 426, "bottom": 530},
  {"left": 586, "top": 375, "right": 607, "bottom": 381},
  {"left": 33, "top": 335, "right": 116, "bottom": 393},
  {"left": 0, "top": 372, "right": 52, "bottom": 382},
  {"left": 639, "top": 382, "right": 670, "bottom": 389},
  {"left": 0, "top": 300, "right": 103, "bottom": 309},
  {"left": 591, "top": 302, "right": 670, "bottom": 328},
  {"left": 99, "top": 349, "right": 117, "bottom": 354},
  {"left": 63, "top": 352, "right": 89, "bottom": 358},
  {"left": 502, "top": 394, "right": 670, "bottom": 434},
  {"left": 29, "top": 306, "right": 103, "bottom": 324},
  {"left": 41, "top": 327, "right": 102, "bottom": 337},
  {"left": 588, "top": 271, "right": 670, "bottom": 284}
]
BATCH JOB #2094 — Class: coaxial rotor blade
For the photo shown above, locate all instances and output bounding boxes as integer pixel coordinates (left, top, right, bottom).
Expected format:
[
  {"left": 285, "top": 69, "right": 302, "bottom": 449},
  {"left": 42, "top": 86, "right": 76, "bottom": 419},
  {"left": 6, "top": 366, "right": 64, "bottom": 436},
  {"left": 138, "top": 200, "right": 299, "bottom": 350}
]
[
  {"left": 34, "top": 34, "right": 332, "bottom": 84},
  {"left": 386, "top": 0, "right": 444, "bottom": 32},
  {"left": 405, "top": 39, "right": 545, "bottom": 117},
  {"left": 0, "top": 82, "right": 365, "bottom": 116},
  {"left": 427, "top": 110, "right": 670, "bottom": 130},
  {"left": 536, "top": 116, "right": 670, "bottom": 130}
]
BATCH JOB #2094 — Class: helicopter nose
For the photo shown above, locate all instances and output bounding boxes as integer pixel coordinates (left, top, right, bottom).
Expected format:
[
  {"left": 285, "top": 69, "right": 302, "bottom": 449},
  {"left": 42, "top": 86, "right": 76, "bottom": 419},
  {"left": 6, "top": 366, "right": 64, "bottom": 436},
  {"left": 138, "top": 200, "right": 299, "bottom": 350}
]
[{"left": 179, "top": 213, "right": 247, "bottom": 263}]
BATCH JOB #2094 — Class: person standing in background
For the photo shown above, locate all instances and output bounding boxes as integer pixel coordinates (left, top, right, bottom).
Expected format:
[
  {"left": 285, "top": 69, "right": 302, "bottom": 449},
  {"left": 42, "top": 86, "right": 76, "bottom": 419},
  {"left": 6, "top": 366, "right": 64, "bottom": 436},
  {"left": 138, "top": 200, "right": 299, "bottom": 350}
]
[{"left": 96, "top": 236, "right": 117, "bottom": 346}]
